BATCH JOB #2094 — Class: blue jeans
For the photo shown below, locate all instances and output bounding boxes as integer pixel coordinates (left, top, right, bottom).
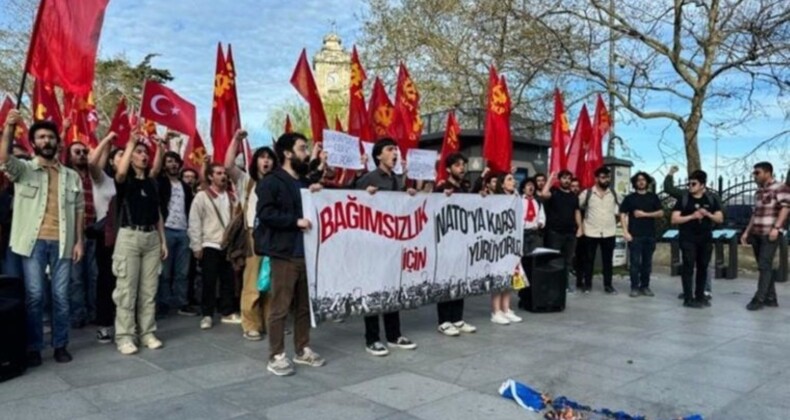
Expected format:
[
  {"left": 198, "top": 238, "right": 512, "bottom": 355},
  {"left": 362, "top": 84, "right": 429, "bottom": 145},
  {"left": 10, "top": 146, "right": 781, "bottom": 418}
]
[
  {"left": 157, "top": 228, "right": 191, "bottom": 310},
  {"left": 22, "top": 240, "right": 72, "bottom": 351},
  {"left": 69, "top": 239, "right": 97, "bottom": 324},
  {"left": 628, "top": 236, "right": 656, "bottom": 290}
]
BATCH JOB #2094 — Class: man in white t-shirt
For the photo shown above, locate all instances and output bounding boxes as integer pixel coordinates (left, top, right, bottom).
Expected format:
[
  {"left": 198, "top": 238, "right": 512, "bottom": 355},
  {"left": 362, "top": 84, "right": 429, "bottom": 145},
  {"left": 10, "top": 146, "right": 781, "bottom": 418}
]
[{"left": 225, "top": 130, "right": 276, "bottom": 341}]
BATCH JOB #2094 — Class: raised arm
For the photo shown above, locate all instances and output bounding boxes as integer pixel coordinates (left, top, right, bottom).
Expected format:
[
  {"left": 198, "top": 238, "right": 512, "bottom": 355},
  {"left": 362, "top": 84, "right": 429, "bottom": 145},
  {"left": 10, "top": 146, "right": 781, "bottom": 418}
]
[
  {"left": 0, "top": 110, "right": 21, "bottom": 165},
  {"left": 149, "top": 137, "right": 165, "bottom": 179},
  {"left": 663, "top": 166, "right": 683, "bottom": 200},
  {"left": 224, "top": 130, "right": 246, "bottom": 183},
  {"left": 114, "top": 138, "right": 136, "bottom": 183},
  {"left": 538, "top": 172, "right": 555, "bottom": 200},
  {"left": 88, "top": 132, "right": 116, "bottom": 181}
]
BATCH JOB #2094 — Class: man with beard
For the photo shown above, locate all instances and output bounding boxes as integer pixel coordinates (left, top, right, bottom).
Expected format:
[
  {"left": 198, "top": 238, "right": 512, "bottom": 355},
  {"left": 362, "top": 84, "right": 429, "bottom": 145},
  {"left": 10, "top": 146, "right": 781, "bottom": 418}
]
[
  {"left": 156, "top": 151, "right": 197, "bottom": 318},
  {"left": 434, "top": 152, "right": 477, "bottom": 337},
  {"left": 1, "top": 110, "right": 84, "bottom": 366},
  {"left": 537, "top": 170, "right": 582, "bottom": 294},
  {"left": 64, "top": 133, "right": 117, "bottom": 331},
  {"left": 534, "top": 173, "right": 547, "bottom": 196},
  {"left": 578, "top": 167, "right": 622, "bottom": 294},
  {"left": 355, "top": 138, "right": 418, "bottom": 356},
  {"left": 620, "top": 172, "right": 663, "bottom": 297},
  {"left": 189, "top": 164, "right": 239, "bottom": 329},
  {"left": 256, "top": 132, "right": 325, "bottom": 376}
]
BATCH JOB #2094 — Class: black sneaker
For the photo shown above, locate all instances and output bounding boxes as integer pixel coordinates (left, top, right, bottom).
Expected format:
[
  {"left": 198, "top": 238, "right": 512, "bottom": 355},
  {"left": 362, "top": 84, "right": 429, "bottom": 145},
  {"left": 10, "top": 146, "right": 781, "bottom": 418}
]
[
  {"left": 640, "top": 288, "right": 655, "bottom": 297},
  {"left": 683, "top": 300, "right": 703, "bottom": 309},
  {"left": 629, "top": 289, "right": 640, "bottom": 298},
  {"left": 54, "top": 347, "right": 72, "bottom": 363},
  {"left": 177, "top": 306, "right": 199, "bottom": 317},
  {"left": 678, "top": 293, "right": 685, "bottom": 300},
  {"left": 27, "top": 351, "right": 42, "bottom": 368},
  {"left": 96, "top": 327, "right": 112, "bottom": 344},
  {"left": 699, "top": 298, "right": 711, "bottom": 308},
  {"left": 365, "top": 341, "right": 389, "bottom": 357},
  {"left": 605, "top": 286, "right": 618, "bottom": 295},
  {"left": 765, "top": 298, "right": 779, "bottom": 308},
  {"left": 746, "top": 299, "right": 764, "bottom": 311}
]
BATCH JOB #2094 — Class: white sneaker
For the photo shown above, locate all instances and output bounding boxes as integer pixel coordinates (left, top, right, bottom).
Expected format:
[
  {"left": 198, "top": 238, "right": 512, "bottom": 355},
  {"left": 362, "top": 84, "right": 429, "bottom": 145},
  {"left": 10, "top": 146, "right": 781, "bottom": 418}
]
[
  {"left": 243, "top": 330, "right": 263, "bottom": 341},
  {"left": 267, "top": 353, "right": 294, "bottom": 376},
  {"left": 454, "top": 321, "right": 477, "bottom": 333},
  {"left": 438, "top": 322, "right": 460, "bottom": 337},
  {"left": 491, "top": 312, "right": 511, "bottom": 325},
  {"left": 200, "top": 316, "right": 213, "bottom": 330},
  {"left": 141, "top": 335, "right": 163, "bottom": 350},
  {"left": 504, "top": 310, "right": 523, "bottom": 323},
  {"left": 117, "top": 341, "right": 138, "bottom": 355},
  {"left": 366, "top": 341, "right": 390, "bottom": 357},
  {"left": 221, "top": 313, "right": 242, "bottom": 324},
  {"left": 294, "top": 347, "right": 326, "bottom": 367}
]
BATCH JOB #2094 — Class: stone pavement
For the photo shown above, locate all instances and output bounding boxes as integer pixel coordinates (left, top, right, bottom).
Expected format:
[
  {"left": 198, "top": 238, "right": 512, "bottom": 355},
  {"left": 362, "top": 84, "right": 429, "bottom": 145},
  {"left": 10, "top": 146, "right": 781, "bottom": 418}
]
[{"left": 2, "top": 270, "right": 790, "bottom": 420}]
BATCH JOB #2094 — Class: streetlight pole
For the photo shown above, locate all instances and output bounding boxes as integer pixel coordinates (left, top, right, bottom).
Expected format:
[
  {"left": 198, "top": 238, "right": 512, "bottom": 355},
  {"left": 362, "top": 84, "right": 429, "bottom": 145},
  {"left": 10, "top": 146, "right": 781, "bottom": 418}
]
[{"left": 606, "top": 0, "right": 617, "bottom": 157}]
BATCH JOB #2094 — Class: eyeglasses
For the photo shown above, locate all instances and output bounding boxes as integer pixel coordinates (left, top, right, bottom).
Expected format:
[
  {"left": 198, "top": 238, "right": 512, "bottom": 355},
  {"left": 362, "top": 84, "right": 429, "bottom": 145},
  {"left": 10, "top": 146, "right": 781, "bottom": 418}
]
[
  {"left": 73, "top": 149, "right": 88, "bottom": 156},
  {"left": 687, "top": 182, "right": 700, "bottom": 187}
]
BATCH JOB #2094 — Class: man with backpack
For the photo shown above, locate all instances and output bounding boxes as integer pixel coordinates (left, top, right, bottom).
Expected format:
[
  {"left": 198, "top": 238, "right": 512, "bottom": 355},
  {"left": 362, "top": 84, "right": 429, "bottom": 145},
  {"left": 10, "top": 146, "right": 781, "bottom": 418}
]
[
  {"left": 579, "top": 166, "right": 622, "bottom": 294},
  {"left": 671, "top": 170, "right": 724, "bottom": 308}
]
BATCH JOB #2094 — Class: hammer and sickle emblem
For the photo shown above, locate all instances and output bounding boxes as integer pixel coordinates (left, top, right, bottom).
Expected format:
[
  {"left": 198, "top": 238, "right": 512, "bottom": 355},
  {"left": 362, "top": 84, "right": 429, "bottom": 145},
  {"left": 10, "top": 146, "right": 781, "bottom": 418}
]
[
  {"left": 351, "top": 63, "right": 363, "bottom": 87},
  {"left": 403, "top": 78, "right": 417, "bottom": 102},
  {"left": 490, "top": 84, "right": 508, "bottom": 115},
  {"left": 190, "top": 147, "right": 206, "bottom": 165}
]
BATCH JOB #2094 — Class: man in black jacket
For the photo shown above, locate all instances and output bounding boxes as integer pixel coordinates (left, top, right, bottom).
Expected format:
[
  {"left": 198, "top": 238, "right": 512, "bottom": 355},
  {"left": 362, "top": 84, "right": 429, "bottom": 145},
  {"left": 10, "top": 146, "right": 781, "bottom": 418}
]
[
  {"left": 256, "top": 133, "right": 325, "bottom": 376},
  {"left": 156, "top": 151, "right": 197, "bottom": 317}
]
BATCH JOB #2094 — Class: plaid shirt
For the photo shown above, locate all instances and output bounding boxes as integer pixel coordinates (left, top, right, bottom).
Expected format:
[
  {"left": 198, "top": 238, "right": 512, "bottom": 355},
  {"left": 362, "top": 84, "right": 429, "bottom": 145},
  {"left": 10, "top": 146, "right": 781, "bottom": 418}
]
[
  {"left": 752, "top": 180, "right": 790, "bottom": 235},
  {"left": 78, "top": 170, "right": 96, "bottom": 227}
]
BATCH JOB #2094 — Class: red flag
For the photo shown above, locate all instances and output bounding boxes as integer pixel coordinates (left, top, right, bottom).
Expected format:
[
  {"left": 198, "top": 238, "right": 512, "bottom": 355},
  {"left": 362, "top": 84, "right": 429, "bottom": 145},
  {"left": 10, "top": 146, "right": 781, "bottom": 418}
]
[
  {"left": 108, "top": 97, "right": 132, "bottom": 148},
  {"left": 591, "top": 94, "right": 609, "bottom": 171},
  {"left": 390, "top": 63, "right": 423, "bottom": 154},
  {"left": 25, "top": 0, "right": 109, "bottom": 95},
  {"left": 63, "top": 91, "right": 98, "bottom": 148},
  {"left": 284, "top": 115, "right": 293, "bottom": 133},
  {"left": 482, "top": 67, "right": 512, "bottom": 174},
  {"left": 140, "top": 80, "right": 197, "bottom": 136},
  {"left": 437, "top": 111, "right": 461, "bottom": 183},
  {"left": 32, "top": 80, "right": 62, "bottom": 127},
  {"left": 211, "top": 43, "right": 242, "bottom": 164},
  {"left": 550, "top": 89, "right": 572, "bottom": 175},
  {"left": 0, "top": 97, "right": 33, "bottom": 154},
  {"left": 368, "top": 77, "right": 394, "bottom": 139},
  {"left": 347, "top": 46, "right": 373, "bottom": 142},
  {"left": 334, "top": 116, "right": 344, "bottom": 132},
  {"left": 565, "top": 105, "right": 592, "bottom": 182},
  {"left": 183, "top": 132, "right": 208, "bottom": 172},
  {"left": 290, "top": 49, "right": 328, "bottom": 143}
]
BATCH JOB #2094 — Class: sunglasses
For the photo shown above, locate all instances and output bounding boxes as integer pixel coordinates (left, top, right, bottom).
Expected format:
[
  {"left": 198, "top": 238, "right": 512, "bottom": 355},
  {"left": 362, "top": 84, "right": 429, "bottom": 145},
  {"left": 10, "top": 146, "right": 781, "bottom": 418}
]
[
  {"left": 687, "top": 181, "right": 700, "bottom": 187},
  {"left": 73, "top": 149, "right": 88, "bottom": 156}
]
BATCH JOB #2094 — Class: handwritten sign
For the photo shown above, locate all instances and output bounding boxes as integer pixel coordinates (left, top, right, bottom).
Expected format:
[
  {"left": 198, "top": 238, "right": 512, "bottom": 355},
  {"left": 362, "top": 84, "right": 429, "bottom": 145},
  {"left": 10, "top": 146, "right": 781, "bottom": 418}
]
[
  {"left": 323, "top": 130, "right": 363, "bottom": 170},
  {"left": 406, "top": 149, "right": 438, "bottom": 181},
  {"left": 361, "top": 140, "right": 404, "bottom": 175}
]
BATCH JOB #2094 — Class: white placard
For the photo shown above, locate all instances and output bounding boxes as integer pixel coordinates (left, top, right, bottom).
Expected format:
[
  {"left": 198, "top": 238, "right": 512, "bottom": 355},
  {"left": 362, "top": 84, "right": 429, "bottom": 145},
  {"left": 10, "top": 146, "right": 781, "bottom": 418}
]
[
  {"left": 302, "top": 190, "right": 524, "bottom": 322},
  {"left": 406, "top": 149, "right": 438, "bottom": 181},
  {"left": 323, "top": 129, "right": 363, "bottom": 170}
]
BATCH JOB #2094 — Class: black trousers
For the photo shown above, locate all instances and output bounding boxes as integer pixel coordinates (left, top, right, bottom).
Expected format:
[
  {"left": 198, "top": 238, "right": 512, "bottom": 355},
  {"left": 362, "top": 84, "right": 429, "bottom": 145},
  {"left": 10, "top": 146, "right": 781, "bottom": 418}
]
[
  {"left": 751, "top": 234, "right": 780, "bottom": 302},
  {"left": 94, "top": 234, "right": 116, "bottom": 327},
  {"left": 574, "top": 236, "right": 586, "bottom": 288},
  {"left": 437, "top": 299, "right": 464, "bottom": 324},
  {"left": 680, "top": 240, "right": 712, "bottom": 301},
  {"left": 583, "top": 236, "right": 616, "bottom": 289},
  {"left": 364, "top": 312, "right": 401, "bottom": 345},
  {"left": 201, "top": 248, "right": 236, "bottom": 317}
]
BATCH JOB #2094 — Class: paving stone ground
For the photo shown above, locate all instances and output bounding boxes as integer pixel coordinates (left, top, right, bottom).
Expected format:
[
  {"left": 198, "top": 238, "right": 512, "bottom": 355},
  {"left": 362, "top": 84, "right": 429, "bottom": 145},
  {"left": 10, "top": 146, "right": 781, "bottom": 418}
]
[{"left": 2, "top": 270, "right": 790, "bottom": 420}]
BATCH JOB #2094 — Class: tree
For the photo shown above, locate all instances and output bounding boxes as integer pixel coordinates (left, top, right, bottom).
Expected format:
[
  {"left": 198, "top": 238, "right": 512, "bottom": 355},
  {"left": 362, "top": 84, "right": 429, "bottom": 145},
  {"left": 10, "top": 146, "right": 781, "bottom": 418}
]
[
  {"left": 359, "top": 0, "right": 577, "bottom": 120},
  {"left": 530, "top": 0, "right": 790, "bottom": 173},
  {"left": 265, "top": 98, "right": 348, "bottom": 141}
]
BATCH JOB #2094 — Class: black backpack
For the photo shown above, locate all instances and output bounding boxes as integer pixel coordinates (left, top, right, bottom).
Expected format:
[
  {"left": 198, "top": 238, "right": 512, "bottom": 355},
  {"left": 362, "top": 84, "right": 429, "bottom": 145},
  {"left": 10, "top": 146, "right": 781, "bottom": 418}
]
[{"left": 680, "top": 190, "right": 725, "bottom": 225}]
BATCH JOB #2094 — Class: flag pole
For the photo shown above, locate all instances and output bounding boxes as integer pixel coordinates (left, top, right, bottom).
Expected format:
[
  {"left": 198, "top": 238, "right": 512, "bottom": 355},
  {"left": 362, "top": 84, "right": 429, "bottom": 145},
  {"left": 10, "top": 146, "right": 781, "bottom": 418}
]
[{"left": 17, "top": 0, "right": 47, "bottom": 110}]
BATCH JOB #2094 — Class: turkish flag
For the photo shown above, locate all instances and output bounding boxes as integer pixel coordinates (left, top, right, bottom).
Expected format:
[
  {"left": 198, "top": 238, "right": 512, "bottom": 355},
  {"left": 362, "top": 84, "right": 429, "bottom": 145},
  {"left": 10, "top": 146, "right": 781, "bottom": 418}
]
[
  {"left": 390, "top": 63, "right": 422, "bottom": 155},
  {"left": 437, "top": 110, "right": 461, "bottom": 184},
  {"left": 284, "top": 114, "right": 293, "bottom": 134},
  {"left": 565, "top": 105, "right": 593, "bottom": 183},
  {"left": 550, "top": 89, "right": 572, "bottom": 175},
  {"left": 211, "top": 43, "right": 242, "bottom": 164},
  {"left": 482, "top": 66, "right": 512, "bottom": 174},
  {"left": 63, "top": 91, "right": 98, "bottom": 148},
  {"left": 368, "top": 77, "right": 394, "bottom": 140},
  {"left": 348, "top": 46, "right": 373, "bottom": 142},
  {"left": 25, "top": 0, "right": 109, "bottom": 95},
  {"left": 0, "top": 97, "right": 33, "bottom": 154},
  {"left": 590, "top": 94, "right": 610, "bottom": 172},
  {"left": 32, "top": 80, "right": 62, "bottom": 127},
  {"left": 290, "top": 49, "right": 328, "bottom": 143},
  {"left": 108, "top": 97, "right": 132, "bottom": 148},
  {"left": 140, "top": 80, "right": 197, "bottom": 136},
  {"left": 183, "top": 131, "right": 208, "bottom": 172}
]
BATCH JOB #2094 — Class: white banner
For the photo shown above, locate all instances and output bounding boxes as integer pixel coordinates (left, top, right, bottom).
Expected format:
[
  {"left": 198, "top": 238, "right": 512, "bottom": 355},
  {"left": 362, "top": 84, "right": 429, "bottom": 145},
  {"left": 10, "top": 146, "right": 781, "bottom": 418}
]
[{"left": 302, "top": 190, "right": 524, "bottom": 322}]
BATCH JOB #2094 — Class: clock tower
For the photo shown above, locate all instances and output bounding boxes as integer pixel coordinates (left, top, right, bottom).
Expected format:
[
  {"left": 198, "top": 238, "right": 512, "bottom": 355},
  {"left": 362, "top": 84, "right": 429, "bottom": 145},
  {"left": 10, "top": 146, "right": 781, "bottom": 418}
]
[{"left": 313, "top": 33, "right": 351, "bottom": 107}]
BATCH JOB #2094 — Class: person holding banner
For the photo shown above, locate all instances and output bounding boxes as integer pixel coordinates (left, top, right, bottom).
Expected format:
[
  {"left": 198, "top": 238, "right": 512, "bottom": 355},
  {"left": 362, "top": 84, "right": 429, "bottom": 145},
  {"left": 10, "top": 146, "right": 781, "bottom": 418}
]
[
  {"left": 491, "top": 173, "right": 523, "bottom": 325},
  {"left": 355, "top": 138, "right": 418, "bottom": 356},
  {"left": 256, "top": 132, "right": 325, "bottom": 376},
  {"left": 435, "top": 152, "right": 477, "bottom": 337}
]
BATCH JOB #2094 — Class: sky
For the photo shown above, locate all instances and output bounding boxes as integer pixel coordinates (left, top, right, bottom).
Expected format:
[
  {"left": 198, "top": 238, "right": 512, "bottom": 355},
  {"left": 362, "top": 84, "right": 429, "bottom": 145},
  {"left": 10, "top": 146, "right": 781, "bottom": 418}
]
[{"left": 5, "top": 0, "right": 787, "bottom": 179}]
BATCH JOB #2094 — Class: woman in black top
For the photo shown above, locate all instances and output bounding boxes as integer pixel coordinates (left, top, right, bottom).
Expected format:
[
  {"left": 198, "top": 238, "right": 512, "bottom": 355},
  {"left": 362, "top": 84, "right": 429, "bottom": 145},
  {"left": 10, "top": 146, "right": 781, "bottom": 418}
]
[{"left": 112, "top": 139, "right": 167, "bottom": 355}]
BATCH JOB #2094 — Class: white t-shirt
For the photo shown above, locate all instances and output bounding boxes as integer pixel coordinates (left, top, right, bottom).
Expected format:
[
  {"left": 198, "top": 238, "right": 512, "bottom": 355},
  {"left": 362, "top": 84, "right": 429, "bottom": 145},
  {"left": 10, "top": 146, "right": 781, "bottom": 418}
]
[
  {"left": 236, "top": 173, "right": 258, "bottom": 229},
  {"left": 165, "top": 180, "right": 188, "bottom": 230},
  {"left": 92, "top": 171, "right": 116, "bottom": 221}
]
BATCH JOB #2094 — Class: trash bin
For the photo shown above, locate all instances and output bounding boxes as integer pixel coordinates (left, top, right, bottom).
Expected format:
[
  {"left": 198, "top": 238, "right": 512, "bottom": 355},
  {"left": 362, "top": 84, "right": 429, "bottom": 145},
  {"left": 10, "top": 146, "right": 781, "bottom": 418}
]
[
  {"left": 712, "top": 229, "right": 739, "bottom": 279},
  {"left": 517, "top": 248, "right": 566, "bottom": 313}
]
